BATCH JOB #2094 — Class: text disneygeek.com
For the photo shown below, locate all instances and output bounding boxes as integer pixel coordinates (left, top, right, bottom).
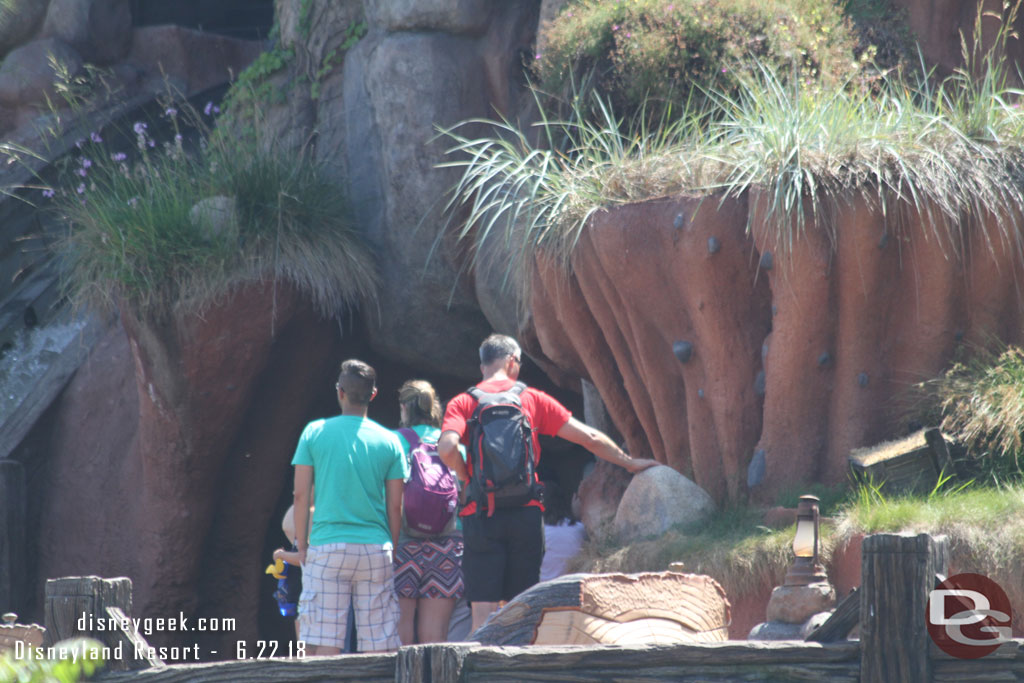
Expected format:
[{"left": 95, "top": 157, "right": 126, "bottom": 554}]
[{"left": 7, "top": 611, "right": 311, "bottom": 663}]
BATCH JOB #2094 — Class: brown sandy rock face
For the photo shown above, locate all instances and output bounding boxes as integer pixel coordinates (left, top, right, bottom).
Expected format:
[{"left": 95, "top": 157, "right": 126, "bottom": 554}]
[
  {"left": 36, "top": 282, "right": 339, "bottom": 653},
  {"left": 0, "top": 0, "right": 48, "bottom": 55},
  {"left": 530, "top": 195, "right": 772, "bottom": 503},
  {"left": 525, "top": 194, "right": 1024, "bottom": 504},
  {"left": 41, "top": 0, "right": 132, "bottom": 65},
  {"left": 0, "top": 38, "right": 83, "bottom": 108}
]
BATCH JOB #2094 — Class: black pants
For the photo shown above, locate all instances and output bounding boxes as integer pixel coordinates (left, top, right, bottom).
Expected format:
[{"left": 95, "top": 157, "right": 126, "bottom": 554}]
[{"left": 461, "top": 506, "right": 544, "bottom": 602}]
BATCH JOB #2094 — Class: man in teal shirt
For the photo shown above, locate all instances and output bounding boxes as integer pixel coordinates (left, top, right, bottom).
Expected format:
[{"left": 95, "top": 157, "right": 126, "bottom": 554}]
[{"left": 292, "top": 359, "right": 409, "bottom": 654}]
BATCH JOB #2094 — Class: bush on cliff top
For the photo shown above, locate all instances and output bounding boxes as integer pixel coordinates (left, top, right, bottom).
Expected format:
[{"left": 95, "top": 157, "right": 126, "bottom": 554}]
[{"left": 535, "top": 0, "right": 907, "bottom": 120}]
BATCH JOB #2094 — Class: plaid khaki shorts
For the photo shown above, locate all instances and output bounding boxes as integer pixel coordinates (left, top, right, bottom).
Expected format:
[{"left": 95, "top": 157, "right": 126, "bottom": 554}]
[{"left": 298, "top": 542, "right": 400, "bottom": 651}]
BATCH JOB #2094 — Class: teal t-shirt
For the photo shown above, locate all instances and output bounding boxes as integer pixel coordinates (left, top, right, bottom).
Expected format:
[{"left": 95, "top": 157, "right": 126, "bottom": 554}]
[{"left": 292, "top": 415, "right": 409, "bottom": 547}]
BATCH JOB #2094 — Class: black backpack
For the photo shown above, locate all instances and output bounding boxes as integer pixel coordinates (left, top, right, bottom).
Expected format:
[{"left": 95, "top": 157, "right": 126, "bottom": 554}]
[{"left": 466, "top": 382, "right": 543, "bottom": 516}]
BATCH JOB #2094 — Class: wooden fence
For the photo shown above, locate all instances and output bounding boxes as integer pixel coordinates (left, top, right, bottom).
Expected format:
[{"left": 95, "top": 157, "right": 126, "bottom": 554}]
[{"left": 32, "top": 533, "right": 1020, "bottom": 681}]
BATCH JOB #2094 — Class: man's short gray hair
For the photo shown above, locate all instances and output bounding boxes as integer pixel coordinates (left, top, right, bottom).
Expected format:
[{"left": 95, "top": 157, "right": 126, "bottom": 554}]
[{"left": 479, "top": 334, "right": 521, "bottom": 366}]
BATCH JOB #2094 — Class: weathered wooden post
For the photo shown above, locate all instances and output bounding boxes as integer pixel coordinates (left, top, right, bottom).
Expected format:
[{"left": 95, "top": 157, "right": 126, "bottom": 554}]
[
  {"left": 395, "top": 643, "right": 475, "bottom": 683},
  {"left": 0, "top": 459, "right": 25, "bottom": 615},
  {"left": 44, "top": 575, "right": 160, "bottom": 671},
  {"left": 860, "top": 533, "right": 948, "bottom": 683}
]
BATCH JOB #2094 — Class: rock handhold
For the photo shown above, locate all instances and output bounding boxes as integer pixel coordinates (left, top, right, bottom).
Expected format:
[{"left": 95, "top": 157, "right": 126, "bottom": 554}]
[
  {"left": 759, "top": 251, "right": 773, "bottom": 271},
  {"left": 748, "top": 448, "right": 766, "bottom": 488},
  {"left": 613, "top": 465, "right": 715, "bottom": 542},
  {"left": 707, "top": 236, "right": 721, "bottom": 254},
  {"left": 672, "top": 340, "right": 693, "bottom": 363}
]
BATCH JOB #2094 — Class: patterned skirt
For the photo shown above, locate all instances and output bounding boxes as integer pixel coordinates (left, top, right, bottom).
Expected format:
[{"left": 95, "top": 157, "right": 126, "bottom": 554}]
[{"left": 393, "top": 537, "right": 465, "bottom": 600}]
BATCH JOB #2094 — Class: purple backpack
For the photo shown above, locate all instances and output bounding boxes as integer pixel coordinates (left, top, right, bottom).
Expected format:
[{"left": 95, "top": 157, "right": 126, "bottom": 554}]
[{"left": 397, "top": 428, "right": 458, "bottom": 537}]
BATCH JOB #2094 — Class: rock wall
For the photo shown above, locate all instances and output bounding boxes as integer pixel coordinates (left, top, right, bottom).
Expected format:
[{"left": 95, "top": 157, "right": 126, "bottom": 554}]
[
  {"left": 526, "top": 194, "right": 1024, "bottom": 504},
  {"left": 255, "top": 0, "right": 541, "bottom": 375}
]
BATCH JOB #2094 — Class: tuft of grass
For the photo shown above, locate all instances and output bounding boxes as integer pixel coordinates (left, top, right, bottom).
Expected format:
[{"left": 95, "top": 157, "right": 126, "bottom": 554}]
[
  {"left": 914, "top": 343, "right": 1024, "bottom": 484},
  {"left": 835, "top": 481, "right": 1024, "bottom": 613},
  {"left": 21, "top": 82, "right": 378, "bottom": 316}
]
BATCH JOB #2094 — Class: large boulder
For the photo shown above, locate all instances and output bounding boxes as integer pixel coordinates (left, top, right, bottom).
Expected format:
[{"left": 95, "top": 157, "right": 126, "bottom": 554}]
[
  {"left": 0, "top": 37, "right": 82, "bottom": 107},
  {"left": 0, "top": 0, "right": 48, "bottom": 55},
  {"left": 41, "top": 0, "right": 131, "bottom": 65},
  {"left": 613, "top": 465, "right": 715, "bottom": 542},
  {"left": 576, "top": 458, "right": 633, "bottom": 534}
]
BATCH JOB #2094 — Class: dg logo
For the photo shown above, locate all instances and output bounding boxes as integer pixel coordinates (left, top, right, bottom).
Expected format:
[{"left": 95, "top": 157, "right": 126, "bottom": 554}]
[{"left": 927, "top": 572, "right": 1013, "bottom": 659}]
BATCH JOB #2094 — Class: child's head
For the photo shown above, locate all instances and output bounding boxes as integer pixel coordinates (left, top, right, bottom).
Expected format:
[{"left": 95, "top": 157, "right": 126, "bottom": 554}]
[
  {"left": 542, "top": 479, "right": 577, "bottom": 525},
  {"left": 398, "top": 379, "right": 442, "bottom": 428},
  {"left": 282, "top": 505, "right": 296, "bottom": 543}
]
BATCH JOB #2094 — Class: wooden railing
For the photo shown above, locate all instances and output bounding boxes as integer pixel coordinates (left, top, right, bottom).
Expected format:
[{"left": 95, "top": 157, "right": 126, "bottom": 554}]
[{"left": 30, "top": 532, "right": 1023, "bottom": 682}]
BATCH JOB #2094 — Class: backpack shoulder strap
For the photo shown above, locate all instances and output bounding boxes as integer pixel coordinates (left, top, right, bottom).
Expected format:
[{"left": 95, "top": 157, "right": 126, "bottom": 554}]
[
  {"left": 397, "top": 427, "right": 420, "bottom": 451},
  {"left": 510, "top": 381, "right": 527, "bottom": 396}
]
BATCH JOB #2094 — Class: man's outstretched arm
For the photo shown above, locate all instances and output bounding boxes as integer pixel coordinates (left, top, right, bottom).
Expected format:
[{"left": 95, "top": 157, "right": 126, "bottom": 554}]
[
  {"left": 438, "top": 430, "right": 469, "bottom": 483},
  {"left": 556, "top": 417, "right": 659, "bottom": 473}
]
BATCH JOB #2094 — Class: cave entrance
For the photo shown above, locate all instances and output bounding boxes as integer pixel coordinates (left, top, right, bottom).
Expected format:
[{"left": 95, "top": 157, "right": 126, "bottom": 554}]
[
  {"left": 256, "top": 339, "right": 590, "bottom": 644},
  {"left": 129, "top": 0, "right": 275, "bottom": 40}
]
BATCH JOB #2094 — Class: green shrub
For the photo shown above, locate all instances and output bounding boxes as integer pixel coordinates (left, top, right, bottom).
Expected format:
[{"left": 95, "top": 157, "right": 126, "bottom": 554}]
[
  {"left": 916, "top": 344, "right": 1024, "bottom": 484},
  {"left": 536, "top": 0, "right": 888, "bottom": 119},
  {"left": 32, "top": 96, "right": 377, "bottom": 315},
  {"left": 0, "top": 637, "right": 104, "bottom": 683}
]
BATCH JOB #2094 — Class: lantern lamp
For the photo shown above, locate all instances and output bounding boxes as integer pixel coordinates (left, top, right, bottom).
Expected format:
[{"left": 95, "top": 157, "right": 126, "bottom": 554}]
[{"left": 783, "top": 495, "right": 828, "bottom": 586}]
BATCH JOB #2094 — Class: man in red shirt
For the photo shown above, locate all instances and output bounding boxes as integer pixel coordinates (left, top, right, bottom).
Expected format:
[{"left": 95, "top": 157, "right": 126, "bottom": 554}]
[{"left": 438, "top": 334, "right": 658, "bottom": 633}]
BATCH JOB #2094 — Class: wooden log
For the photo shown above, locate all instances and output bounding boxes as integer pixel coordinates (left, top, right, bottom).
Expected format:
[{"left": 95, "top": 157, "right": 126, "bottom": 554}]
[
  {"left": 105, "top": 606, "right": 164, "bottom": 670},
  {"left": 0, "top": 459, "right": 25, "bottom": 615},
  {"left": 472, "top": 572, "right": 730, "bottom": 646},
  {"left": 44, "top": 577, "right": 133, "bottom": 656},
  {"left": 92, "top": 653, "right": 396, "bottom": 682},
  {"left": 458, "top": 641, "right": 860, "bottom": 682},
  {"left": 860, "top": 533, "right": 948, "bottom": 683},
  {"left": 805, "top": 587, "right": 859, "bottom": 643}
]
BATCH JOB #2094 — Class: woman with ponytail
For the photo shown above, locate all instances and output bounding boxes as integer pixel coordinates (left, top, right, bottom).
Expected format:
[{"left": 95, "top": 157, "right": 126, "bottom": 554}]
[{"left": 392, "top": 380, "right": 465, "bottom": 644}]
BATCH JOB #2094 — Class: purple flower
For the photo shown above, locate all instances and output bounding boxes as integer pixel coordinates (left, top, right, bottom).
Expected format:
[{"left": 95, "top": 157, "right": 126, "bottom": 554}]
[
  {"left": 535, "top": 53, "right": 542, "bottom": 60},
  {"left": 111, "top": 152, "right": 127, "bottom": 162},
  {"left": 204, "top": 101, "right": 220, "bottom": 116},
  {"left": 165, "top": 107, "right": 177, "bottom": 117},
  {"left": 133, "top": 122, "right": 147, "bottom": 135},
  {"left": 148, "top": 140, "right": 155, "bottom": 148},
  {"left": 612, "top": 24, "right": 619, "bottom": 31},
  {"left": 90, "top": 132, "right": 102, "bottom": 143},
  {"left": 42, "top": 188, "right": 54, "bottom": 198},
  {"left": 128, "top": 197, "right": 138, "bottom": 207},
  {"left": 76, "top": 183, "right": 85, "bottom": 194},
  {"left": 174, "top": 133, "right": 183, "bottom": 143},
  {"left": 81, "top": 158, "right": 92, "bottom": 168},
  {"left": 625, "top": 32, "right": 631, "bottom": 37},
  {"left": 76, "top": 168, "right": 88, "bottom": 177},
  {"left": 722, "top": 67, "right": 728, "bottom": 73}
]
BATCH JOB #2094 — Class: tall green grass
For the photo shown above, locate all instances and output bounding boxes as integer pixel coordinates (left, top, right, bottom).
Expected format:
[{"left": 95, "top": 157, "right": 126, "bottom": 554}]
[
  {"left": 30, "top": 91, "right": 378, "bottom": 315},
  {"left": 914, "top": 344, "right": 1024, "bottom": 483}
]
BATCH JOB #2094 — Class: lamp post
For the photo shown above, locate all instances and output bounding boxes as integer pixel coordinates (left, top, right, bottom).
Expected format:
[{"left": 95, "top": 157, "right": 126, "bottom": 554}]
[{"left": 783, "top": 494, "right": 828, "bottom": 586}]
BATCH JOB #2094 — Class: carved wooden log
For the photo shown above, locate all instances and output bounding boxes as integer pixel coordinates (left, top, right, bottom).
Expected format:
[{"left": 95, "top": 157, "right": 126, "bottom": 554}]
[{"left": 472, "top": 572, "right": 730, "bottom": 646}]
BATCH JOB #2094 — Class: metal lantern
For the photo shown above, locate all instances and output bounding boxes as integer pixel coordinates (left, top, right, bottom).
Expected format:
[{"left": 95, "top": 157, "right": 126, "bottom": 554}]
[{"left": 783, "top": 495, "right": 828, "bottom": 586}]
